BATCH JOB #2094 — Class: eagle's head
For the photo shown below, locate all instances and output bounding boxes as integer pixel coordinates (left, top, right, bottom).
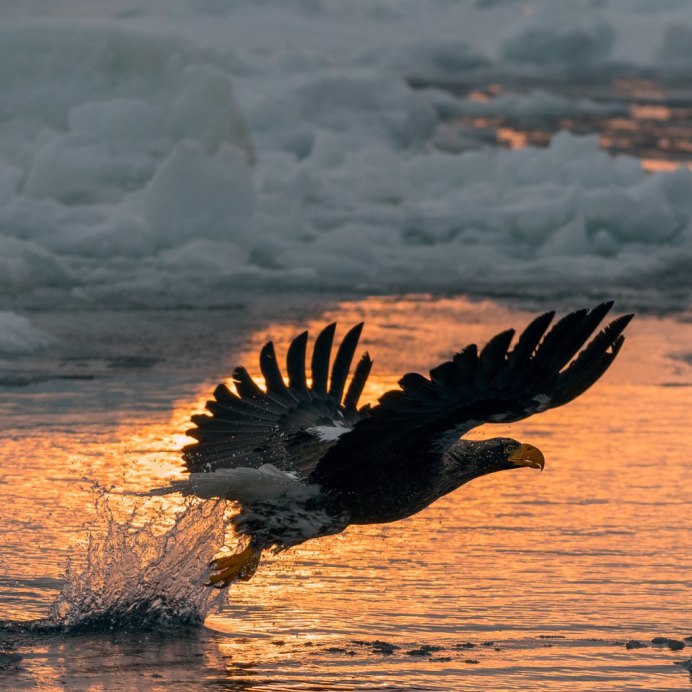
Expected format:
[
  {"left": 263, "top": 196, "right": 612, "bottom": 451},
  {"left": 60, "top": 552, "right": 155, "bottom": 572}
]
[{"left": 446, "top": 438, "right": 545, "bottom": 487}]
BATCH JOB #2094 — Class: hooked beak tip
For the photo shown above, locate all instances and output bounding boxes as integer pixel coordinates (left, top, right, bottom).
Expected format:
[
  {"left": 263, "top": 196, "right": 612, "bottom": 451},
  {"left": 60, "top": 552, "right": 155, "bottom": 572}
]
[{"left": 508, "top": 443, "right": 545, "bottom": 472}]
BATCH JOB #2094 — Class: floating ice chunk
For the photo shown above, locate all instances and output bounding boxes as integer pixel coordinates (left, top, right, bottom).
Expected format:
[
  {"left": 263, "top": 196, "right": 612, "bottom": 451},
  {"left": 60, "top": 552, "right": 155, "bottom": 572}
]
[
  {"left": 584, "top": 174, "right": 682, "bottom": 244},
  {"left": 0, "top": 23, "right": 181, "bottom": 124},
  {"left": 503, "top": 185, "right": 580, "bottom": 246},
  {"left": 251, "top": 72, "right": 437, "bottom": 154},
  {"left": 167, "top": 64, "right": 255, "bottom": 161},
  {"left": 143, "top": 141, "right": 255, "bottom": 249},
  {"left": 24, "top": 127, "right": 160, "bottom": 205},
  {"left": 57, "top": 211, "right": 156, "bottom": 260},
  {"left": 158, "top": 238, "right": 249, "bottom": 273},
  {"left": 2, "top": 9, "right": 692, "bottom": 307},
  {"left": 591, "top": 228, "right": 620, "bottom": 258},
  {"left": 454, "top": 90, "right": 627, "bottom": 122},
  {"left": 69, "top": 99, "right": 164, "bottom": 145},
  {"left": 0, "top": 236, "right": 72, "bottom": 290},
  {"left": 307, "top": 132, "right": 411, "bottom": 206},
  {"left": 375, "top": 39, "right": 489, "bottom": 83},
  {"left": 0, "top": 310, "right": 53, "bottom": 354},
  {"left": 56, "top": 99, "right": 168, "bottom": 203},
  {"left": 501, "top": 14, "right": 615, "bottom": 68},
  {"left": 0, "top": 161, "right": 22, "bottom": 206},
  {"left": 658, "top": 24, "right": 692, "bottom": 66},
  {"left": 537, "top": 214, "right": 591, "bottom": 258}
]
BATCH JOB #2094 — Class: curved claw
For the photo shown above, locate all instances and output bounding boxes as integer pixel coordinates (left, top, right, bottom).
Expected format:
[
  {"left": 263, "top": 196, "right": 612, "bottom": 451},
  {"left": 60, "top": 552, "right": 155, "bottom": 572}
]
[{"left": 207, "top": 545, "right": 262, "bottom": 588}]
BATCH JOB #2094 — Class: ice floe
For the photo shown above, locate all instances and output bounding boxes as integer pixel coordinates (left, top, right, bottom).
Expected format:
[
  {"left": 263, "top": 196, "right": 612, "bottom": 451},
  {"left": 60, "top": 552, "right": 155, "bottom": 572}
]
[
  {"left": 0, "top": 311, "right": 53, "bottom": 355},
  {"left": 0, "top": 2, "right": 691, "bottom": 309}
]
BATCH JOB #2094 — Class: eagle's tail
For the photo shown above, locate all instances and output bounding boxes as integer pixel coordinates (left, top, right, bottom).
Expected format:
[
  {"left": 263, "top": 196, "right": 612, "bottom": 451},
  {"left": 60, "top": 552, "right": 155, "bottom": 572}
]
[{"left": 144, "top": 464, "right": 321, "bottom": 503}]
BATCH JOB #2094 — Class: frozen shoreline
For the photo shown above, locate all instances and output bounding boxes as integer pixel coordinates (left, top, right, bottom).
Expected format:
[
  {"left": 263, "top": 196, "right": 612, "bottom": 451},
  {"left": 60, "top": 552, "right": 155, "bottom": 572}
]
[{"left": 1, "top": 2, "right": 691, "bottom": 314}]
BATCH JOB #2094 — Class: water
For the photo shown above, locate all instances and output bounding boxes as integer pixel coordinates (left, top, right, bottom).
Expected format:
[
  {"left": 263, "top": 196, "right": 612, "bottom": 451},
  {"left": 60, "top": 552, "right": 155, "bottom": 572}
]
[
  {"left": 1, "top": 296, "right": 691, "bottom": 690},
  {"left": 433, "top": 77, "right": 692, "bottom": 172}
]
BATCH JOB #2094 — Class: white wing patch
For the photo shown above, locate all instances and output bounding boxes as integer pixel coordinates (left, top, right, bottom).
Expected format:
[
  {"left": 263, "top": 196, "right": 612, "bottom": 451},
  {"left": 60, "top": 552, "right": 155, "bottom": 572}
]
[{"left": 306, "top": 424, "right": 350, "bottom": 442}]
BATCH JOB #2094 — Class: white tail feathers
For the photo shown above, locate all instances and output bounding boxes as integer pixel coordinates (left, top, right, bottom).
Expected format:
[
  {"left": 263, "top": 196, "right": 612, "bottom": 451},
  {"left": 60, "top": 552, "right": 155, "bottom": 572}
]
[{"left": 145, "top": 464, "right": 320, "bottom": 503}]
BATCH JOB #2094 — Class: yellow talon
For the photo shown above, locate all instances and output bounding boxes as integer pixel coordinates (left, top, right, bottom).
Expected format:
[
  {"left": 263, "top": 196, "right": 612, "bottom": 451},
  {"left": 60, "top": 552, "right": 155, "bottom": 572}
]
[{"left": 207, "top": 545, "right": 262, "bottom": 588}]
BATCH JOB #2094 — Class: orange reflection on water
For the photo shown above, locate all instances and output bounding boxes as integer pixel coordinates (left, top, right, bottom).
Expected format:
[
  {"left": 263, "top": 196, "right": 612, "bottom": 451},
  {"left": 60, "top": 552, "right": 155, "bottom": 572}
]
[
  {"left": 630, "top": 104, "right": 673, "bottom": 121},
  {"left": 613, "top": 78, "right": 666, "bottom": 101},
  {"left": 206, "top": 295, "right": 692, "bottom": 641},
  {"left": 3, "top": 296, "right": 691, "bottom": 689},
  {"left": 640, "top": 158, "right": 692, "bottom": 173},
  {"left": 496, "top": 127, "right": 528, "bottom": 149}
]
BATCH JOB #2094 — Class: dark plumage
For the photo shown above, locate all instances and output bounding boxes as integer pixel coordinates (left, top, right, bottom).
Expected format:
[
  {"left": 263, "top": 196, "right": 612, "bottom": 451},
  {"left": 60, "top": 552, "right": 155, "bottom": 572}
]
[{"left": 154, "top": 303, "right": 633, "bottom": 586}]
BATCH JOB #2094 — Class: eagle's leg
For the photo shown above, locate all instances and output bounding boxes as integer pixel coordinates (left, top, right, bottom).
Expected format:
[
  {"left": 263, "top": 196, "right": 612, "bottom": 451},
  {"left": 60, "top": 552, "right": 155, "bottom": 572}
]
[{"left": 207, "top": 544, "right": 262, "bottom": 588}]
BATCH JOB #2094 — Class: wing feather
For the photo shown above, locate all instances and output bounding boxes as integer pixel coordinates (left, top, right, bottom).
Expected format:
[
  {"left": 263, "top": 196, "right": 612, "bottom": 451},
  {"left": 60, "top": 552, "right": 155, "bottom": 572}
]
[
  {"left": 477, "top": 329, "right": 514, "bottom": 390},
  {"left": 501, "top": 311, "right": 554, "bottom": 386},
  {"left": 183, "top": 323, "right": 371, "bottom": 476},
  {"left": 311, "top": 323, "right": 336, "bottom": 397},
  {"left": 233, "top": 366, "right": 265, "bottom": 398},
  {"left": 343, "top": 353, "right": 373, "bottom": 410},
  {"left": 329, "top": 322, "right": 364, "bottom": 404},
  {"left": 259, "top": 342, "right": 290, "bottom": 397},
  {"left": 312, "top": 303, "right": 633, "bottom": 489},
  {"left": 286, "top": 331, "right": 308, "bottom": 392}
]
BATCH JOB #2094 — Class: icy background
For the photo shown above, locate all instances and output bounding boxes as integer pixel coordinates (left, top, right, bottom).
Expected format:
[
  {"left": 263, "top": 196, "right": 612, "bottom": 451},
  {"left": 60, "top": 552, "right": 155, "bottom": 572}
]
[
  {"left": 2, "top": 7, "right": 692, "bottom": 687},
  {"left": 1, "top": 0, "right": 692, "bottom": 336}
]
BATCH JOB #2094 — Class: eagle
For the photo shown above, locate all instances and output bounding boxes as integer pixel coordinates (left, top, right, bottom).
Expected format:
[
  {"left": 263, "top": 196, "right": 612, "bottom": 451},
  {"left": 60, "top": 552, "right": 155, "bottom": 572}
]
[{"left": 152, "top": 302, "right": 632, "bottom": 587}]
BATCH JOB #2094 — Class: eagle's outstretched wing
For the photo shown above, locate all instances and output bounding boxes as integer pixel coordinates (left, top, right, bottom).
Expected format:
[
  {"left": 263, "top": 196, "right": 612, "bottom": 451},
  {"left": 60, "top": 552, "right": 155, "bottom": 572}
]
[
  {"left": 183, "top": 323, "right": 372, "bottom": 477},
  {"left": 311, "top": 302, "right": 633, "bottom": 489}
]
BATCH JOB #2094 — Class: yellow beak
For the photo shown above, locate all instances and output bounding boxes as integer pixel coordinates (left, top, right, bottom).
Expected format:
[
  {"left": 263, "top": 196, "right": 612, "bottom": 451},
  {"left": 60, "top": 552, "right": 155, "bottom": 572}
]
[{"left": 508, "top": 443, "right": 545, "bottom": 471}]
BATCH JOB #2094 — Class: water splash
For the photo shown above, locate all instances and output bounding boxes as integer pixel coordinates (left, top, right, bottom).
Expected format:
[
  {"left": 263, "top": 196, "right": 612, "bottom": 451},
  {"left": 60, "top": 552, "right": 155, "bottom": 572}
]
[{"left": 48, "top": 495, "right": 228, "bottom": 632}]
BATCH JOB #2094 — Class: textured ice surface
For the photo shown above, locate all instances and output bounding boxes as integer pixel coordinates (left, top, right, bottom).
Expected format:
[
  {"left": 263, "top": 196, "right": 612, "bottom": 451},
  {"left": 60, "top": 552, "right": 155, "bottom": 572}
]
[
  {"left": 0, "top": 1, "right": 691, "bottom": 309},
  {"left": 449, "top": 90, "right": 628, "bottom": 122},
  {"left": 0, "top": 311, "right": 53, "bottom": 354}
]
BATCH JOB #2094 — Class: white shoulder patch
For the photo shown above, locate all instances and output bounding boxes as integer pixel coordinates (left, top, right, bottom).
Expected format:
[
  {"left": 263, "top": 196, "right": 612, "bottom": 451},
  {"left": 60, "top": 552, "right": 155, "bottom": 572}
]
[{"left": 306, "top": 424, "right": 350, "bottom": 442}]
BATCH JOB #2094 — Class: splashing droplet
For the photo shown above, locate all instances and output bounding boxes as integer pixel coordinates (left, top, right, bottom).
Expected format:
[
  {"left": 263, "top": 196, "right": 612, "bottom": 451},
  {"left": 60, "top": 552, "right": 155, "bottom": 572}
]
[{"left": 49, "top": 495, "right": 227, "bottom": 632}]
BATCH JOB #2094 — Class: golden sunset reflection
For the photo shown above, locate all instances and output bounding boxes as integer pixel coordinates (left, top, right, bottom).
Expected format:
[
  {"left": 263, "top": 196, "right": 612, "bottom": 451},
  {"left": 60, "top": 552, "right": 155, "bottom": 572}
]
[
  {"left": 202, "top": 296, "right": 691, "bottom": 655},
  {"left": 496, "top": 127, "right": 529, "bottom": 149},
  {"left": 450, "top": 79, "right": 692, "bottom": 182},
  {"left": 640, "top": 158, "right": 692, "bottom": 173},
  {"left": 630, "top": 104, "right": 673, "bottom": 121},
  {"left": 2, "top": 296, "right": 691, "bottom": 689}
]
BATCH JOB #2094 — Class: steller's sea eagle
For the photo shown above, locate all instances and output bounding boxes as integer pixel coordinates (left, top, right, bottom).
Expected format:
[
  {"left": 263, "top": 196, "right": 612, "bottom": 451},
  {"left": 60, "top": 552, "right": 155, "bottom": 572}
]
[{"left": 152, "top": 302, "right": 632, "bottom": 587}]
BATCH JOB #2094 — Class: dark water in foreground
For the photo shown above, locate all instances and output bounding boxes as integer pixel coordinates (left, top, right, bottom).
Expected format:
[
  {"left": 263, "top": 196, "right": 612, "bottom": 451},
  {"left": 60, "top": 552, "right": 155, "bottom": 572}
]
[{"left": 1, "top": 296, "right": 691, "bottom": 690}]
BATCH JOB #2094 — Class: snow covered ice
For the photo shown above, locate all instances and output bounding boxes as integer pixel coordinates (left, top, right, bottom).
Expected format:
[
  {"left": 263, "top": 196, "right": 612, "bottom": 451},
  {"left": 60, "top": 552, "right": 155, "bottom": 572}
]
[
  {"left": 0, "top": 0, "right": 691, "bottom": 312},
  {"left": 0, "top": 310, "right": 53, "bottom": 355}
]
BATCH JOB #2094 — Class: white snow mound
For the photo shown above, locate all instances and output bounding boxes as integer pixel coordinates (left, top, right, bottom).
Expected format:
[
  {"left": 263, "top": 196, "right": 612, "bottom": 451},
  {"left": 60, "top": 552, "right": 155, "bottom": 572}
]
[
  {"left": 1, "top": 3, "right": 692, "bottom": 307},
  {"left": 0, "top": 311, "right": 54, "bottom": 355}
]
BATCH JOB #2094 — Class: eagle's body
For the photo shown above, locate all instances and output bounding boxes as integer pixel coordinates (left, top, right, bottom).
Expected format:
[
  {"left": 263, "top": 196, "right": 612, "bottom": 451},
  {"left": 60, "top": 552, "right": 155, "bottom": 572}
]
[{"left": 154, "top": 303, "right": 632, "bottom": 586}]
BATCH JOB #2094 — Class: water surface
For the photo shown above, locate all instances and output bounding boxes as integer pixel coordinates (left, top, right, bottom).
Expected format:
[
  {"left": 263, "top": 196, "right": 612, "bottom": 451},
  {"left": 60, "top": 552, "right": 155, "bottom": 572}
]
[{"left": 1, "top": 296, "right": 691, "bottom": 690}]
